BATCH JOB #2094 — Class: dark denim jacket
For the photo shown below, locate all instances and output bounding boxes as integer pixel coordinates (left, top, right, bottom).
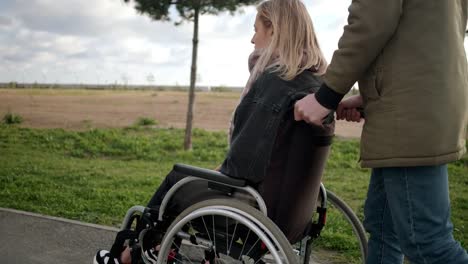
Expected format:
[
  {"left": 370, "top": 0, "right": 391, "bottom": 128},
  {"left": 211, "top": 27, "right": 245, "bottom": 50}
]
[{"left": 220, "top": 69, "right": 330, "bottom": 183}]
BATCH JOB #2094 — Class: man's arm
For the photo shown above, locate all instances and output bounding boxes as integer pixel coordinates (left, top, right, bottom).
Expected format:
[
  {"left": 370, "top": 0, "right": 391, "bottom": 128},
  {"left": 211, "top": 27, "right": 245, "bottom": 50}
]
[
  {"left": 295, "top": 0, "right": 403, "bottom": 124},
  {"left": 316, "top": 0, "right": 403, "bottom": 110}
]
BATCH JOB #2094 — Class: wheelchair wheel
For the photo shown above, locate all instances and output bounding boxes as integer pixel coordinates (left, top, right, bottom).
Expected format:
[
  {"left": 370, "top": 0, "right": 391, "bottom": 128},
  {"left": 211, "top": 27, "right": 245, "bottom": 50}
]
[
  {"left": 306, "top": 190, "right": 367, "bottom": 264},
  {"left": 156, "top": 198, "right": 296, "bottom": 264}
]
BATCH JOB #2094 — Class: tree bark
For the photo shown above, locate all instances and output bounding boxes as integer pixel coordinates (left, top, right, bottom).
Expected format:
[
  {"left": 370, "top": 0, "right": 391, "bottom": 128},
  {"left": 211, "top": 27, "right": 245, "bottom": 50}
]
[{"left": 183, "top": 4, "right": 200, "bottom": 150}]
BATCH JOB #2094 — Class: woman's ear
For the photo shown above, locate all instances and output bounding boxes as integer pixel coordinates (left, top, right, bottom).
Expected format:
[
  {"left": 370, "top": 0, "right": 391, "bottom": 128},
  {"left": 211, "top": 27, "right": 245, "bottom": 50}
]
[{"left": 268, "top": 27, "right": 274, "bottom": 37}]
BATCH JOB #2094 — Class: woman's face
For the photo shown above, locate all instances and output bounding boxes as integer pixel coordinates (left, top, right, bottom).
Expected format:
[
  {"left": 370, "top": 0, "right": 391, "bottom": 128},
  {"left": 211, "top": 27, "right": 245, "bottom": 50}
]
[{"left": 251, "top": 13, "right": 272, "bottom": 49}]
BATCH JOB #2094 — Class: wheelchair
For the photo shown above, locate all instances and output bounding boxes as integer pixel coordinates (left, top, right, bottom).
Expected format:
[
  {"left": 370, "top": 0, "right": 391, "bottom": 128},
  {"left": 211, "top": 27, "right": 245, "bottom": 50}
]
[{"left": 120, "top": 163, "right": 368, "bottom": 264}]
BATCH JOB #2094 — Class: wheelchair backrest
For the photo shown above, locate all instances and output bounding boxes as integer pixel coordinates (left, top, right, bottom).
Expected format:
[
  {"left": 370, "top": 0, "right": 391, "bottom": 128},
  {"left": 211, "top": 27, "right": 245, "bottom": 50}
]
[{"left": 259, "top": 111, "right": 334, "bottom": 243}]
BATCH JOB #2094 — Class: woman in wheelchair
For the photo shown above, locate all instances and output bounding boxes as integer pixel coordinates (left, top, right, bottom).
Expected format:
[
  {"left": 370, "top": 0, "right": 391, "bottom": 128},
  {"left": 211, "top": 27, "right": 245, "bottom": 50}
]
[{"left": 95, "top": 0, "right": 333, "bottom": 263}]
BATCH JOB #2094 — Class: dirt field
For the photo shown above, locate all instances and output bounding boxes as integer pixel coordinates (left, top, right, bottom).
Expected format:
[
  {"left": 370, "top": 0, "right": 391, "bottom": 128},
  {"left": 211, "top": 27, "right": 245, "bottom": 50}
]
[{"left": 0, "top": 88, "right": 363, "bottom": 138}]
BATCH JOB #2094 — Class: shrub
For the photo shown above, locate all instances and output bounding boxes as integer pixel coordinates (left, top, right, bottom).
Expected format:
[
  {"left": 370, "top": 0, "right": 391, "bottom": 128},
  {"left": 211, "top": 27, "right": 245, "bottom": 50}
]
[
  {"left": 135, "top": 117, "right": 158, "bottom": 126},
  {"left": 8, "top": 82, "right": 17, "bottom": 89},
  {"left": 3, "top": 112, "right": 23, "bottom": 125},
  {"left": 211, "top": 86, "right": 230, "bottom": 92}
]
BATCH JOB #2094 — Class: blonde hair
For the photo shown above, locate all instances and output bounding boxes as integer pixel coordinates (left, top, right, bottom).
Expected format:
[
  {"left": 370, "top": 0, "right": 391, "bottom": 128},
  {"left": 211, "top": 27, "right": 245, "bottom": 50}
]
[{"left": 252, "top": 0, "right": 327, "bottom": 81}]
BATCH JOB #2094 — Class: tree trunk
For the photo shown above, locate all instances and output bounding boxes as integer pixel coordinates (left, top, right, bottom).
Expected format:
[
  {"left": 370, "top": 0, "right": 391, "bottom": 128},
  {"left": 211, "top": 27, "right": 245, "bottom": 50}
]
[{"left": 183, "top": 5, "right": 200, "bottom": 150}]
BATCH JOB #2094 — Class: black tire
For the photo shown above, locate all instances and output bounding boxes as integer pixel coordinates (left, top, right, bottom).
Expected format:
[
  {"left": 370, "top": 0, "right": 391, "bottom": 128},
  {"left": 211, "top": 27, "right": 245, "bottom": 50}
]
[
  {"left": 303, "top": 190, "right": 368, "bottom": 264},
  {"left": 157, "top": 198, "right": 297, "bottom": 264},
  {"left": 326, "top": 190, "right": 368, "bottom": 262}
]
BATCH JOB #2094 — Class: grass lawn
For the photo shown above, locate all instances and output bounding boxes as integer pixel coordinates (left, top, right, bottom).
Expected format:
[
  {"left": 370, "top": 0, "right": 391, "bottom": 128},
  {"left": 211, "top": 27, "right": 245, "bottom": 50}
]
[{"left": 0, "top": 124, "right": 466, "bottom": 261}]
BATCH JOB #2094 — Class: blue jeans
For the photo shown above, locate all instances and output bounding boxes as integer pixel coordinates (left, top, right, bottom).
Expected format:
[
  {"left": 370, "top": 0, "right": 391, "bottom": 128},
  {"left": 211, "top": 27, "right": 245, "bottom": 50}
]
[{"left": 363, "top": 165, "right": 468, "bottom": 264}]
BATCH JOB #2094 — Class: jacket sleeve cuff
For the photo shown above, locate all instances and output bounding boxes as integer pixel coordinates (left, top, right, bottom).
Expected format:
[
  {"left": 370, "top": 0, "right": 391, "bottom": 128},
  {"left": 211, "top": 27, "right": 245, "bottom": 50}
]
[{"left": 315, "top": 83, "right": 345, "bottom": 110}]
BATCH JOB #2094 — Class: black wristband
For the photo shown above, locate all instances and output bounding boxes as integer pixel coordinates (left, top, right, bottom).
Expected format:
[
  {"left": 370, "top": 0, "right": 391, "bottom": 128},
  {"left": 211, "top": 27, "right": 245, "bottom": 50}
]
[{"left": 315, "top": 83, "right": 345, "bottom": 110}]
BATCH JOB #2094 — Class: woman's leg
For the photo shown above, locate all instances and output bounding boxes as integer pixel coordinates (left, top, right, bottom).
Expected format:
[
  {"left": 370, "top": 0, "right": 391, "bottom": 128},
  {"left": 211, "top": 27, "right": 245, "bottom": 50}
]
[
  {"left": 147, "top": 169, "right": 186, "bottom": 209},
  {"left": 95, "top": 170, "right": 186, "bottom": 264}
]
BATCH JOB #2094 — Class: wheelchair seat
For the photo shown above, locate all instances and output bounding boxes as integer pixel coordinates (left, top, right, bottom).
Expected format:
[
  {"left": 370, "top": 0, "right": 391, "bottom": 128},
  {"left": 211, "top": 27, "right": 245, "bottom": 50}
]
[
  {"left": 157, "top": 166, "right": 262, "bottom": 226},
  {"left": 173, "top": 163, "right": 246, "bottom": 187}
]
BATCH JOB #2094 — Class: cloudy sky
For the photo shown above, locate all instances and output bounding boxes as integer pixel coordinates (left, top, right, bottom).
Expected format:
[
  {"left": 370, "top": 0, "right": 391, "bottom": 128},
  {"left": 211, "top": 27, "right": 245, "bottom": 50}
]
[{"left": 1, "top": 0, "right": 352, "bottom": 86}]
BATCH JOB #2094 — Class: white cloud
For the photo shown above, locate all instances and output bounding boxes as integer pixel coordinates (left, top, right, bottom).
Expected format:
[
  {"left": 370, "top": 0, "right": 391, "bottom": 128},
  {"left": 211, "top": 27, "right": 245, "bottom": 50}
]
[{"left": 0, "top": 0, "right": 352, "bottom": 86}]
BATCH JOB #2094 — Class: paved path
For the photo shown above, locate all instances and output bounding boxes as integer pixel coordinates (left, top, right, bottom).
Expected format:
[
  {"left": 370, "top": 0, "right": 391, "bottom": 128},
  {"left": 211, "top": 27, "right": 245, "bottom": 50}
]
[
  {"left": 0, "top": 208, "right": 118, "bottom": 264},
  {"left": 0, "top": 208, "right": 344, "bottom": 264}
]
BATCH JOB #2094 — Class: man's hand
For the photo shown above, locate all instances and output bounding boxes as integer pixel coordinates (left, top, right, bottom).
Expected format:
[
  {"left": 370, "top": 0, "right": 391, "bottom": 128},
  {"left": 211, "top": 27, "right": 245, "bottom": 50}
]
[
  {"left": 294, "top": 93, "right": 332, "bottom": 126},
  {"left": 336, "top": 95, "right": 363, "bottom": 122}
]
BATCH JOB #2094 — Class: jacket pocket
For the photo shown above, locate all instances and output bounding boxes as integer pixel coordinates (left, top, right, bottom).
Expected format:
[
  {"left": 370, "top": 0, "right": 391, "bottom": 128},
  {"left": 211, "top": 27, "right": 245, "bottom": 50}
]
[{"left": 359, "top": 74, "right": 381, "bottom": 101}]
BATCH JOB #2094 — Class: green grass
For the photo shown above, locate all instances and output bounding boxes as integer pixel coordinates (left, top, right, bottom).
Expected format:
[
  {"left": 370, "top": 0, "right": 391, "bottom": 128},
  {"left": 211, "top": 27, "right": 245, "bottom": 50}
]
[
  {"left": 0, "top": 126, "right": 227, "bottom": 225},
  {"left": 0, "top": 125, "right": 466, "bottom": 262}
]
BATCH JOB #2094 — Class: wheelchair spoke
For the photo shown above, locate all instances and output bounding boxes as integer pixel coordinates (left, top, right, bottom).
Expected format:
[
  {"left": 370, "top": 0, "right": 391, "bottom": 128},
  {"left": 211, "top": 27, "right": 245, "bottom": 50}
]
[
  {"left": 244, "top": 237, "right": 260, "bottom": 259},
  {"left": 226, "top": 216, "right": 229, "bottom": 257},
  {"left": 212, "top": 215, "right": 217, "bottom": 257},
  {"left": 228, "top": 221, "right": 239, "bottom": 256},
  {"left": 158, "top": 199, "right": 296, "bottom": 263},
  {"left": 201, "top": 216, "right": 213, "bottom": 244},
  {"left": 172, "top": 236, "right": 205, "bottom": 264},
  {"left": 238, "top": 229, "right": 251, "bottom": 260},
  {"left": 170, "top": 243, "right": 195, "bottom": 264},
  {"left": 254, "top": 257, "right": 264, "bottom": 264}
]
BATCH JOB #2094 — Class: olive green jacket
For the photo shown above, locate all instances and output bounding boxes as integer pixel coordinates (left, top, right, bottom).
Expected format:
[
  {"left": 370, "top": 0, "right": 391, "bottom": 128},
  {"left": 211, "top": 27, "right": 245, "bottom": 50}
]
[{"left": 323, "top": 0, "right": 468, "bottom": 168}]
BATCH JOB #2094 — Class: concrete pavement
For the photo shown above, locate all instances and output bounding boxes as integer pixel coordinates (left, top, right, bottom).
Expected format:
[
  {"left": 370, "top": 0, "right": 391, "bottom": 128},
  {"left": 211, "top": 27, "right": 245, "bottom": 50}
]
[
  {"left": 0, "top": 208, "right": 118, "bottom": 264},
  {"left": 0, "top": 208, "right": 331, "bottom": 264}
]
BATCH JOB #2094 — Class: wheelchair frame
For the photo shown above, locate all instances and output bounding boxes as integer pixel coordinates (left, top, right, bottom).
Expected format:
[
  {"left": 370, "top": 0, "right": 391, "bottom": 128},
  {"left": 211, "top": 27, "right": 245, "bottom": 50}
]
[{"left": 121, "top": 164, "right": 367, "bottom": 264}]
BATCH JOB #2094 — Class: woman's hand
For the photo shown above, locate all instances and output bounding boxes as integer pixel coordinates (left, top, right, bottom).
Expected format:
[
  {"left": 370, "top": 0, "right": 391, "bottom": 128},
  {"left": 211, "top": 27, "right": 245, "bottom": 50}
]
[{"left": 336, "top": 95, "right": 364, "bottom": 122}]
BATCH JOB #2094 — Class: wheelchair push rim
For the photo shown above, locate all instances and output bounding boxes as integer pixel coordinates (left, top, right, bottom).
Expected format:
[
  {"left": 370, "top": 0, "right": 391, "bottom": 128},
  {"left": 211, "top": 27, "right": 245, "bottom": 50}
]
[{"left": 155, "top": 199, "right": 297, "bottom": 264}]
